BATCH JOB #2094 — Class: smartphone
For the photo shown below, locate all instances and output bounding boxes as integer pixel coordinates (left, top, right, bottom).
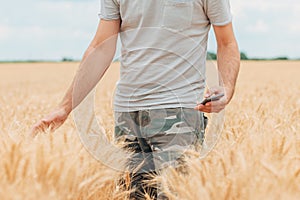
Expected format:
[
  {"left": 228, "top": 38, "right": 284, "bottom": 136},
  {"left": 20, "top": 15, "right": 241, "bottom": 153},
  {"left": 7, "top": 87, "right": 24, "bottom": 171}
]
[{"left": 200, "top": 93, "right": 225, "bottom": 105}]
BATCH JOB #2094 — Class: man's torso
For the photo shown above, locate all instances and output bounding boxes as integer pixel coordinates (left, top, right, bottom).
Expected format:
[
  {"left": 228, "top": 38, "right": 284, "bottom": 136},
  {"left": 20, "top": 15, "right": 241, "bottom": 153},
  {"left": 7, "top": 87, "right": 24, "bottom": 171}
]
[{"left": 99, "top": 0, "right": 232, "bottom": 111}]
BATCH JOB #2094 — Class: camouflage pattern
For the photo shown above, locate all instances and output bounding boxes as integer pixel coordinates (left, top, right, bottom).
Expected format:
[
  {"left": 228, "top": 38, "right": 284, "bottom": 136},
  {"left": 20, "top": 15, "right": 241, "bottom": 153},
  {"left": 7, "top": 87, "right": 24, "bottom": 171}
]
[
  {"left": 115, "top": 107, "right": 205, "bottom": 172},
  {"left": 114, "top": 107, "right": 206, "bottom": 199}
]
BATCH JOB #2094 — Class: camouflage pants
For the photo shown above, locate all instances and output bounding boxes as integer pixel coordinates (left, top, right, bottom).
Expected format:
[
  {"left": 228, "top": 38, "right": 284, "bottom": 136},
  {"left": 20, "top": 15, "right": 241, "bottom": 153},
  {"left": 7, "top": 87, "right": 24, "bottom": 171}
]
[{"left": 114, "top": 108, "right": 206, "bottom": 199}]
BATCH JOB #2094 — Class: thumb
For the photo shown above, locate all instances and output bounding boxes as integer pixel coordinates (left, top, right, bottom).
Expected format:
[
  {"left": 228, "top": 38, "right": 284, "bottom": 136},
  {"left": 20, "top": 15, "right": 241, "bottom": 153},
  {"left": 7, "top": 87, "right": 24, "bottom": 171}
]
[
  {"left": 204, "top": 92, "right": 210, "bottom": 98},
  {"left": 205, "top": 87, "right": 223, "bottom": 97},
  {"left": 204, "top": 88, "right": 216, "bottom": 98}
]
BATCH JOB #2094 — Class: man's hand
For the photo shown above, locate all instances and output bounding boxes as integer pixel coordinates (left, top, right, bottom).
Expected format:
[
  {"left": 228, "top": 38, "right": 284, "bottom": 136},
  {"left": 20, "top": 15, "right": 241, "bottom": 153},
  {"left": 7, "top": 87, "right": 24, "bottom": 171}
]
[
  {"left": 196, "top": 22, "right": 240, "bottom": 113},
  {"left": 30, "top": 19, "right": 120, "bottom": 137},
  {"left": 194, "top": 86, "right": 230, "bottom": 113},
  {"left": 30, "top": 107, "right": 70, "bottom": 137}
]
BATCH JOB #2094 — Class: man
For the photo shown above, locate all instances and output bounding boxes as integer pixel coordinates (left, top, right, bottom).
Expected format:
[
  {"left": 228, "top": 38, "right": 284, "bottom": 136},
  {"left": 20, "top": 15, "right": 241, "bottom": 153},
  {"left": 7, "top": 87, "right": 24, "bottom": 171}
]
[{"left": 32, "top": 0, "right": 240, "bottom": 199}]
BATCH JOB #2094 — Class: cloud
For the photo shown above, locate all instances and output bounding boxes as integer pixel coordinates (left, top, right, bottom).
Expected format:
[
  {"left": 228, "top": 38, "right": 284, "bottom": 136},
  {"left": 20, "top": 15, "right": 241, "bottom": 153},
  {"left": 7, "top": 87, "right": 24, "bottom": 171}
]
[
  {"left": 0, "top": 25, "right": 12, "bottom": 40},
  {"left": 0, "top": 0, "right": 99, "bottom": 60},
  {"left": 220, "top": 0, "right": 300, "bottom": 58},
  {"left": 231, "top": 0, "right": 300, "bottom": 13},
  {"left": 246, "top": 20, "right": 269, "bottom": 33},
  {"left": 1, "top": 0, "right": 300, "bottom": 60},
  {"left": 289, "top": 24, "right": 300, "bottom": 34}
]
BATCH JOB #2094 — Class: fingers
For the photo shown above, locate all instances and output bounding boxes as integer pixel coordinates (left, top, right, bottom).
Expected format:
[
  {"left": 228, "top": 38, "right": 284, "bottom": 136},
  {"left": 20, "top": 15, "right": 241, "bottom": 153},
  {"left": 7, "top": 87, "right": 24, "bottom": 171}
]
[
  {"left": 199, "top": 86, "right": 228, "bottom": 113},
  {"left": 30, "top": 118, "right": 56, "bottom": 137},
  {"left": 194, "top": 103, "right": 224, "bottom": 113},
  {"left": 30, "top": 120, "right": 48, "bottom": 137},
  {"left": 30, "top": 108, "right": 69, "bottom": 137},
  {"left": 194, "top": 98, "right": 227, "bottom": 113}
]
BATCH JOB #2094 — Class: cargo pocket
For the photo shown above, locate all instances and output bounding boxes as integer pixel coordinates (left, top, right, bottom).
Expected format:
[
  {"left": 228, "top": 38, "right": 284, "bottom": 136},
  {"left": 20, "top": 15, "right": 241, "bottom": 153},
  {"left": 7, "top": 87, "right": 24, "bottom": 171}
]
[
  {"left": 162, "top": 0, "right": 194, "bottom": 31},
  {"left": 203, "top": 113, "right": 208, "bottom": 130},
  {"left": 196, "top": 113, "right": 207, "bottom": 145}
]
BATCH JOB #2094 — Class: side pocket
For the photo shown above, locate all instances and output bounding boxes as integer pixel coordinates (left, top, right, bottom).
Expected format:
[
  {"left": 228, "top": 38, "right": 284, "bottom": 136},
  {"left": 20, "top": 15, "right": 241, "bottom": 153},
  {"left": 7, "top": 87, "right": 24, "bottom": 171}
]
[
  {"left": 203, "top": 113, "right": 208, "bottom": 130},
  {"left": 197, "top": 113, "right": 208, "bottom": 145}
]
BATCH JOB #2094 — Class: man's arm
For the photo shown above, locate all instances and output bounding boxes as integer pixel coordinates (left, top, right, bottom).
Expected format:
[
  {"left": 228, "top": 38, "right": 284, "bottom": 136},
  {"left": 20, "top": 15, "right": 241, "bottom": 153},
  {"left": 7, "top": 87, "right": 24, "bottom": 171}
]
[
  {"left": 195, "top": 22, "right": 240, "bottom": 113},
  {"left": 31, "top": 19, "right": 120, "bottom": 134},
  {"left": 214, "top": 22, "right": 240, "bottom": 102},
  {"left": 60, "top": 19, "right": 120, "bottom": 113}
]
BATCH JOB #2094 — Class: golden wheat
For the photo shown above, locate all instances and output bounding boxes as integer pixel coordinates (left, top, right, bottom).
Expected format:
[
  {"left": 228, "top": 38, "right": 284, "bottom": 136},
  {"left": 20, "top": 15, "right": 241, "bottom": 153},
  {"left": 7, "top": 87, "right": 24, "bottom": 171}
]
[{"left": 0, "top": 61, "right": 299, "bottom": 199}]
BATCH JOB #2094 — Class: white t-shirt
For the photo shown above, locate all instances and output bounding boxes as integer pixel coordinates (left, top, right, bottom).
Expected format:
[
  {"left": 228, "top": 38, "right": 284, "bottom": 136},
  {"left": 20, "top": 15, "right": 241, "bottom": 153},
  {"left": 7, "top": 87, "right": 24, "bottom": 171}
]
[{"left": 99, "top": 0, "right": 232, "bottom": 112}]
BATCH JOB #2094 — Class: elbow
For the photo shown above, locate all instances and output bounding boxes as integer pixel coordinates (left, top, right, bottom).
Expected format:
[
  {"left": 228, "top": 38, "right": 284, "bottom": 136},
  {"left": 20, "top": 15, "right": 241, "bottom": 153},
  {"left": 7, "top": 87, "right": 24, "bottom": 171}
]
[
  {"left": 218, "top": 39, "right": 238, "bottom": 51},
  {"left": 218, "top": 40, "right": 239, "bottom": 56},
  {"left": 217, "top": 41, "right": 240, "bottom": 63}
]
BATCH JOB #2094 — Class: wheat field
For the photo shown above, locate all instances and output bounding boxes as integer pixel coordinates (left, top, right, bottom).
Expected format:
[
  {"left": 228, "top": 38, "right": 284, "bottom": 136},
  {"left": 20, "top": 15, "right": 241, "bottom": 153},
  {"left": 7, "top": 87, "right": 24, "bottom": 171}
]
[{"left": 0, "top": 61, "right": 299, "bottom": 200}]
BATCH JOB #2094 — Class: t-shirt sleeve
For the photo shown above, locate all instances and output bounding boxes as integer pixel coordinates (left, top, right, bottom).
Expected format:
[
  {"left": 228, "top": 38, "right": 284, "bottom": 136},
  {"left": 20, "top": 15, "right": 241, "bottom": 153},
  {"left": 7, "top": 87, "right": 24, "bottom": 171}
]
[
  {"left": 98, "top": 0, "right": 120, "bottom": 20},
  {"left": 204, "top": 0, "right": 232, "bottom": 26}
]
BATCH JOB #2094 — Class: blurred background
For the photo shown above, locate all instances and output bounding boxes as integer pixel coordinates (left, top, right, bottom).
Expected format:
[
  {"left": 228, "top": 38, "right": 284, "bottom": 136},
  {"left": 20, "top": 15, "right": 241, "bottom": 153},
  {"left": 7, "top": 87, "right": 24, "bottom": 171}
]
[{"left": 0, "top": 0, "right": 299, "bottom": 61}]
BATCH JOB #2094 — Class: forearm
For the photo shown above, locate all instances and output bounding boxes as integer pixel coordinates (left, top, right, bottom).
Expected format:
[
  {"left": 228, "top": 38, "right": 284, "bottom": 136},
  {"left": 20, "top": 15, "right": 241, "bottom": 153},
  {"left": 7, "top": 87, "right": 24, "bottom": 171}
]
[
  {"left": 217, "top": 40, "right": 240, "bottom": 103},
  {"left": 59, "top": 35, "right": 118, "bottom": 113}
]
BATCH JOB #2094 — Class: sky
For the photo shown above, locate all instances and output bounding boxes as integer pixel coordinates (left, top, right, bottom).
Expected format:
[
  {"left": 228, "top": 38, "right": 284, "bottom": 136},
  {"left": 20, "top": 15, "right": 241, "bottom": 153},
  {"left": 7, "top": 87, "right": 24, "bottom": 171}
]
[{"left": 0, "top": 0, "right": 299, "bottom": 61}]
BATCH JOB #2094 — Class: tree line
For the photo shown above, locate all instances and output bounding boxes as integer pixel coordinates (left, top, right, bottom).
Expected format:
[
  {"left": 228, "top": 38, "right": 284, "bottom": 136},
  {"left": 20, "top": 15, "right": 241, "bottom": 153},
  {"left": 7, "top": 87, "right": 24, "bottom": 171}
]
[{"left": 207, "top": 52, "right": 290, "bottom": 61}]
